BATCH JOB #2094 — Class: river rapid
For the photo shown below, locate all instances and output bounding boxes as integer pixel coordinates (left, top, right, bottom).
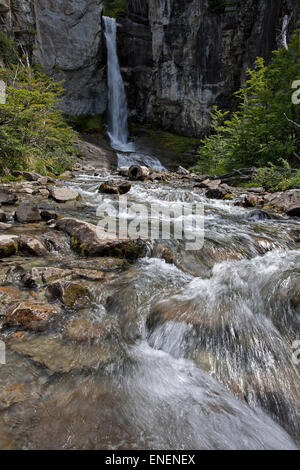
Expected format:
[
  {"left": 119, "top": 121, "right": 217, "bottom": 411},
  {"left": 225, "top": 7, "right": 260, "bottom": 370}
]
[{"left": 1, "top": 168, "right": 299, "bottom": 450}]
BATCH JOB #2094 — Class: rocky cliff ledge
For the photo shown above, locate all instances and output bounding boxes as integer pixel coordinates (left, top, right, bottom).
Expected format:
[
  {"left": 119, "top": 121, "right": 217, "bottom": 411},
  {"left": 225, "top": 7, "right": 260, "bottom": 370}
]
[
  {"left": 119, "top": 0, "right": 300, "bottom": 136},
  {"left": 0, "top": 0, "right": 106, "bottom": 116}
]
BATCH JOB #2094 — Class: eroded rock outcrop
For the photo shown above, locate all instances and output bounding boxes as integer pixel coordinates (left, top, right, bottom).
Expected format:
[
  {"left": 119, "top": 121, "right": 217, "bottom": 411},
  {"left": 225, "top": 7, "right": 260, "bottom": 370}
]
[
  {"left": 1, "top": 0, "right": 106, "bottom": 116},
  {"left": 119, "top": 0, "right": 300, "bottom": 136}
]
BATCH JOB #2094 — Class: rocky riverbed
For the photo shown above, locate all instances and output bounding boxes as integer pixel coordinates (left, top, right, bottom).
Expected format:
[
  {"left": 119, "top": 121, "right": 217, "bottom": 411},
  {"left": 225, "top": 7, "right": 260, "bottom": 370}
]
[{"left": 0, "top": 161, "right": 299, "bottom": 450}]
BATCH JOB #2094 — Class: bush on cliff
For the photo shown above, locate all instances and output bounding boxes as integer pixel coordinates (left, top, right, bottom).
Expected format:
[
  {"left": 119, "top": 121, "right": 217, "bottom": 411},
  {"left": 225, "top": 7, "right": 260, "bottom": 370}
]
[
  {"left": 103, "top": 0, "right": 127, "bottom": 17},
  {"left": 0, "top": 61, "right": 79, "bottom": 175},
  {"left": 193, "top": 30, "right": 300, "bottom": 176}
]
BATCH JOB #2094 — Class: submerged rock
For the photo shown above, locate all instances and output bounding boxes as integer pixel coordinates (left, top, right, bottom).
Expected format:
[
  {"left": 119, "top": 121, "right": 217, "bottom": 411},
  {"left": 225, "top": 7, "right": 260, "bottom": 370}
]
[
  {"left": 2, "top": 301, "right": 60, "bottom": 331},
  {"left": 20, "top": 267, "right": 72, "bottom": 288},
  {"left": 8, "top": 335, "right": 123, "bottom": 374},
  {"left": 0, "top": 382, "right": 28, "bottom": 411},
  {"left": 62, "top": 317, "right": 113, "bottom": 344},
  {"left": 47, "top": 281, "right": 91, "bottom": 308},
  {"left": 56, "top": 217, "right": 148, "bottom": 260}
]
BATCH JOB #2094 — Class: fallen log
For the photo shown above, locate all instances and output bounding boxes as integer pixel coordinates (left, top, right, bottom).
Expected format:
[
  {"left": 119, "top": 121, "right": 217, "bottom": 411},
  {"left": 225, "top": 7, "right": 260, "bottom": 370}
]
[{"left": 128, "top": 165, "right": 150, "bottom": 181}]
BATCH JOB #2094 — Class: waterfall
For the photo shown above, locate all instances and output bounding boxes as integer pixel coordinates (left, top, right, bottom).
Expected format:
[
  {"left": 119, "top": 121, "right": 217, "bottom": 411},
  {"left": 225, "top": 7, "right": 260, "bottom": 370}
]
[
  {"left": 103, "top": 16, "right": 130, "bottom": 151},
  {"left": 103, "top": 15, "right": 165, "bottom": 170}
]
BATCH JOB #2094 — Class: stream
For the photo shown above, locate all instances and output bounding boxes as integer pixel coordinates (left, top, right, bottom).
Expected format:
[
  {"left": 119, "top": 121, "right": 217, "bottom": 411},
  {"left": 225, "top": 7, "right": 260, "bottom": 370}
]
[
  {"left": 1, "top": 170, "right": 299, "bottom": 450},
  {"left": 0, "top": 13, "right": 299, "bottom": 452}
]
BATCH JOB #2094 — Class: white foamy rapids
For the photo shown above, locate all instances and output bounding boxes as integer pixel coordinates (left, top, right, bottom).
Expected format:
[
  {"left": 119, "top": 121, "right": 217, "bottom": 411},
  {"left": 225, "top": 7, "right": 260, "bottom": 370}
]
[
  {"left": 147, "top": 249, "right": 300, "bottom": 438},
  {"left": 117, "top": 150, "right": 166, "bottom": 171},
  {"left": 117, "top": 341, "right": 297, "bottom": 450}
]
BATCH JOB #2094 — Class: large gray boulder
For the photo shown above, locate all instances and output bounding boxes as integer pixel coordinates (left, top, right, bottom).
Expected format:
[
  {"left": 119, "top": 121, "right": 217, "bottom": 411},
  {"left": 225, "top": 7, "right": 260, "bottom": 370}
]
[
  {"left": 56, "top": 217, "right": 148, "bottom": 260},
  {"left": 15, "top": 202, "right": 41, "bottom": 223}
]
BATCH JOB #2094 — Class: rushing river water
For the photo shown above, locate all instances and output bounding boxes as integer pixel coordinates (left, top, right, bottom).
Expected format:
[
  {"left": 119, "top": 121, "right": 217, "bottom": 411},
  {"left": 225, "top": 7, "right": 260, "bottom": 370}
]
[{"left": 1, "top": 171, "right": 299, "bottom": 450}]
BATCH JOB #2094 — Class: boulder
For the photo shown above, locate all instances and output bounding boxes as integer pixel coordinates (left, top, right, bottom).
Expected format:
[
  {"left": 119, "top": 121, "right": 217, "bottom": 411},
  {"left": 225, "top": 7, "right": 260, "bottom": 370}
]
[
  {"left": 2, "top": 301, "right": 60, "bottom": 331},
  {"left": 177, "top": 166, "right": 190, "bottom": 175},
  {"left": 39, "top": 188, "right": 50, "bottom": 198},
  {"left": 286, "top": 205, "right": 300, "bottom": 217},
  {"left": 0, "top": 222, "right": 12, "bottom": 231},
  {"left": 40, "top": 231, "right": 70, "bottom": 253},
  {"left": 40, "top": 210, "right": 58, "bottom": 221},
  {"left": 0, "top": 235, "right": 19, "bottom": 258},
  {"left": 0, "top": 192, "right": 18, "bottom": 205},
  {"left": 15, "top": 202, "right": 41, "bottom": 223},
  {"left": 8, "top": 335, "right": 122, "bottom": 374},
  {"left": 264, "top": 190, "right": 300, "bottom": 214},
  {"left": 47, "top": 281, "right": 91, "bottom": 308},
  {"left": 196, "top": 178, "right": 221, "bottom": 190},
  {"left": 62, "top": 317, "right": 108, "bottom": 343},
  {"left": 243, "top": 194, "right": 264, "bottom": 208},
  {"left": 56, "top": 217, "right": 147, "bottom": 260},
  {"left": 0, "top": 383, "right": 27, "bottom": 411},
  {"left": 18, "top": 236, "right": 48, "bottom": 256},
  {"left": 99, "top": 181, "right": 131, "bottom": 195},
  {"left": 205, "top": 186, "right": 229, "bottom": 199},
  {"left": 21, "top": 267, "right": 72, "bottom": 288},
  {"left": 0, "top": 210, "right": 7, "bottom": 222},
  {"left": 49, "top": 186, "right": 81, "bottom": 203},
  {"left": 128, "top": 165, "right": 150, "bottom": 181},
  {"left": 37, "top": 176, "right": 48, "bottom": 185},
  {"left": 12, "top": 171, "right": 42, "bottom": 181},
  {"left": 59, "top": 171, "right": 74, "bottom": 179}
]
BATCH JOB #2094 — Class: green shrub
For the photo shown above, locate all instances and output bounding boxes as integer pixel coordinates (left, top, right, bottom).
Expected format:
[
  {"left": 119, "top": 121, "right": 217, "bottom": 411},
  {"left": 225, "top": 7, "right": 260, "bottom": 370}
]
[
  {"left": 0, "top": 32, "right": 19, "bottom": 66},
  {"left": 194, "top": 30, "right": 300, "bottom": 175},
  {"left": 254, "top": 160, "right": 300, "bottom": 192},
  {"left": 0, "top": 65, "right": 80, "bottom": 175},
  {"left": 103, "top": 0, "right": 127, "bottom": 17}
]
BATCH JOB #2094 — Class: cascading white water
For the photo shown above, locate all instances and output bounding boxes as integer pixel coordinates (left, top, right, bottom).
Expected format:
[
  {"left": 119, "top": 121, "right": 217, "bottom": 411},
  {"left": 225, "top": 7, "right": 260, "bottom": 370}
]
[
  {"left": 103, "top": 16, "right": 166, "bottom": 170},
  {"left": 103, "top": 16, "right": 130, "bottom": 150}
]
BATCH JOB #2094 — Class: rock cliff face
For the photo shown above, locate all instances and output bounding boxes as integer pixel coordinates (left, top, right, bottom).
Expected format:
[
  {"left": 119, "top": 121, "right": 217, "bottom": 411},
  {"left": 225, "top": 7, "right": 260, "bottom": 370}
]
[
  {"left": 0, "top": 0, "right": 106, "bottom": 116},
  {"left": 1, "top": 1, "right": 300, "bottom": 134},
  {"left": 119, "top": 0, "right": 300, "bottom": 136}
]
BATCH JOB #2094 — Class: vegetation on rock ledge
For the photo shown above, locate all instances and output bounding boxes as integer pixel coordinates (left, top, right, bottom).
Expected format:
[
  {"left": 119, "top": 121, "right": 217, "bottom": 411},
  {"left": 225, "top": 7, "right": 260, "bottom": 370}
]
[
  {"left": 193, "top": 30, "right": 300, "bottom": 189},
  {"left": 103, "top": 0, "right": 127, "bottom": 17},
  {"left": 0, "top": 34, "right": 79, "bottom": 176}
]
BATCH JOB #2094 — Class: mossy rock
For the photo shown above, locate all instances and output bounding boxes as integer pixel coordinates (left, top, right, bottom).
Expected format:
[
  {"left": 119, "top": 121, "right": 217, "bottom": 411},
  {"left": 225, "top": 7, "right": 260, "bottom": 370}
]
[{"left": 0, "top": 236, "right": 19, "bottom": 258}]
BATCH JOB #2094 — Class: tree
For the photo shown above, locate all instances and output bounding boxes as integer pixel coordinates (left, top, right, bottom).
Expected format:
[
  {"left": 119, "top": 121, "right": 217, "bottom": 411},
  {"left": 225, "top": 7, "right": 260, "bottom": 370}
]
[
  {"left": 0, "top": 64, "right": 79, "bottom": 175},
  {"left": 193, "top": 29, "right": 300, "bottom": 174}
]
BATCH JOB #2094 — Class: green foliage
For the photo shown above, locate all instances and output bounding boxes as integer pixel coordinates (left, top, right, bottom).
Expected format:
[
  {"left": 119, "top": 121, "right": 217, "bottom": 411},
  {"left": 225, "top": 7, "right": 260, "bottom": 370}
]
[
  {"left": 103, "top": 0, "right": 127, "bottom": 17},
  {"left": 0, "top": 65, "right": 79, "bottom": 175},
  {"left": 145, "top": 128, "right": 198, "bottom": 159},
  {"left": 194, "top": 30, "right": 300, "bottom": 177},
  {"left": 254, "top": 160, "right": 300, "bottom": 191},
  {"left": 0, "top": 32, "right": 19, "bottom": 66},
  {"left": 68, "top": 114, "right": 104, "bottom": 134}
]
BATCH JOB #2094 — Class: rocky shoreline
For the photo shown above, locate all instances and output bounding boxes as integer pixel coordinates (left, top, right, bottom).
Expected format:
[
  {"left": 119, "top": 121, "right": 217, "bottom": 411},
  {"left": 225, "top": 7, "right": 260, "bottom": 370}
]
[{"left": 0, "top": 161, "right": 299, "bottom": 425}]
